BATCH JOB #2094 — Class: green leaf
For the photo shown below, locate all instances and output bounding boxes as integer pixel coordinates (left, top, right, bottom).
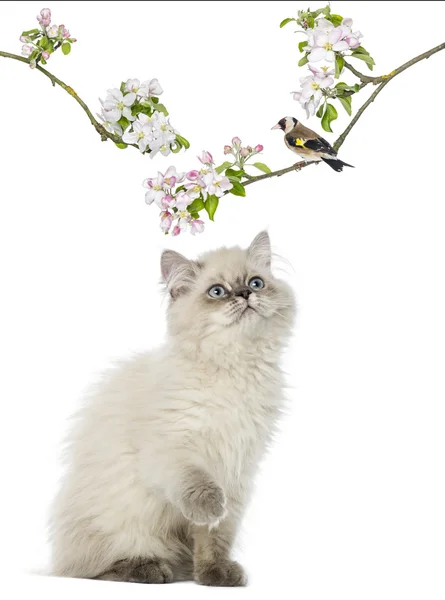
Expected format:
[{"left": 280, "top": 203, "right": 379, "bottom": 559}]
[
  {"left": 215, "top": 161, "right": 233, "bottom": 175},
  {"left": 252, "top": 162, "right": 271, "bottom": 174},
  {"left": 115, "top": 142, "right": 128, "bottom": 149},
  {"left": 338, "top": 96, "right": 352, "bottom": 116},
  {"left": 326, "top": 13, "right": 343, "bottom": 27},
  {"left": 298, "top": 55, "right": 309, "bottom": 67},
  {"left": 229, "top": 181, "right": 246, "bottom": 197},
  {"left": 152, "top": 96, "right": 159, "bottom": 104},
  {"left": 316, "top": 103, "right": 325, "bottom": 118},
  {"left": 306, "top": 15, "right": 315, "bottom": 28},
  {"left": 204, "top": 195, "right": 219, "bottom": 221},
  {"left": 321, "top": 103, "right": 338, "bottom": 133},
  {"left": 335, "top": 54, "right": 344, "bottom": 79},
  {"left": 39, "top": 37, "right": 49, "bottom": 49},
  {"left": 187, "top": 198, "right": 205, "bottom": 213},
  {"left": 154, "top": 103, "right": 168, "bottom": 116},
  {"left": 335, "top": 82, "right": 359, "bottom": 92},
  {"left": 225, "top": 168, "right": 244, "bottom": 180},
  {"left": 351, "top": 51, "right": 375, "bottom": 70},
  {"left": 355, "top": 45, "right": 370, "bottom": 56},
  {"left": 22, "top": 28, "right": 40, "bottom": 36},
  {"left": 315, "top": 5, "right": 331, "bottom": 16},
  {"left": 280, "top": 18, "right": 294, "bottom": 28},
  {"left": 61, "top": 42, "right": 71, "bottom": 55},
  {"left": 120, "top": 81, "right": 126, "bottom": 94},
  {"left": 190, "top": 212, "right": 200, "bottom": 220},
  {"left": 117, "top": 116, "right": 130, "bottom": 130},
  {"left": 40, "top": 58, "right": 47, "bottom": 65},
  {"left": 298, "top": 40, "right": 308, "bottom": 53},
  {"left": 175, "top": 134, "right": 190, "bottom": 149}
]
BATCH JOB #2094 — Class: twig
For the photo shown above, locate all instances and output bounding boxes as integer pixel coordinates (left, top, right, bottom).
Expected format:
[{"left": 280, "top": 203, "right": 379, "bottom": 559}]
[{"left": 0, "top": 50, "right": 120, "bottom": 143}]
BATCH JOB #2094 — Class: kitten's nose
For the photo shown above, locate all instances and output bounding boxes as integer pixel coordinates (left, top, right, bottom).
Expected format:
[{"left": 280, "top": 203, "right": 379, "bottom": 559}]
[{"left": 235, "top": 288, "right": 252, "bottom": 300}]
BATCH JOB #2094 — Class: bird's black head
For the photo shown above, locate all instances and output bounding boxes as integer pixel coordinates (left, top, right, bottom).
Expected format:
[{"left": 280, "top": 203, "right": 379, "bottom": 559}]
[{"left": 272, "top": 116, "right": 298, "bottom": 133}]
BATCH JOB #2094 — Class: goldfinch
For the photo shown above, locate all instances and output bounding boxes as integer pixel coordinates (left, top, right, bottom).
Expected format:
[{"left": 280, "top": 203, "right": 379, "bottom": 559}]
[{"left": 272, "top": 116, "right": 354, "bottom": 172}]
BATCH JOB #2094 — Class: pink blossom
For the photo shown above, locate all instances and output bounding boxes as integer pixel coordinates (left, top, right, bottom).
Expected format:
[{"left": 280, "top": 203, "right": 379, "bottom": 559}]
[
  {"left": 232, "top": 137, "right": 241, "bottom": 147},
  {"left": 254, "top": 144, "right": 264, "bottom": 153},
  {"left": 171, "top": 225, "right": 181, "bottom": 237},
  {"left": 20, "top": 35, "right": 30, "bottom": 43},
  {"left": 185, "top": 177, "right": 208, "bottom": 201},
  {"left": 37, "top": 8, "right": 51, "bottom": 27},
  {"left": 240, "top": 147, "right": 249, "bottom": 157},
  {"left": 224, "top": 145, "right": 232, "bottom": 155},
  {"left": 42, "top": 51, "right": 50, "bottom": 60},
  {"left": 190, "top": 219, "right": 205, "bottom": 236},
  {"left": 208, "top": 174, "right": 233, "bottom": 198},
  {"left": 198, "top": 150, "right": 213, "bottom": 165},
  {"left": 175, "top": 192, "right": 192, "bottom": 211},
  {"left": 21, "top": 44, "right": 33, "bottom": 57}
]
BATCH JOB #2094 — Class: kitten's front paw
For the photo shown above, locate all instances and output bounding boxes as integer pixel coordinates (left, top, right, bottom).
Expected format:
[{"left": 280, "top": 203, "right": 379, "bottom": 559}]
[
  {"left": 180, "top": 481, "right": 227, "bottom": 526},
  {"left": 195, "top": 560, "right": 247, "bottom": 587}
]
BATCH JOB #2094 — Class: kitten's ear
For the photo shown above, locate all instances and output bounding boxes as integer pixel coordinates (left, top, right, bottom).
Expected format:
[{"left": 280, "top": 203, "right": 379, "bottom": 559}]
[
  {"left": 248, "top": 231, "right": 271, "bottom": 269},
  {"left": 161, "top": 250, "right": 198, "bottom": 298}
]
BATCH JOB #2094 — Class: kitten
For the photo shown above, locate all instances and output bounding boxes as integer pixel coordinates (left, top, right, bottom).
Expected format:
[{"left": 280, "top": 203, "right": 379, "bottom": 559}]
[{"left": 49, "top": 231, "right": 295, "bottom": 586}]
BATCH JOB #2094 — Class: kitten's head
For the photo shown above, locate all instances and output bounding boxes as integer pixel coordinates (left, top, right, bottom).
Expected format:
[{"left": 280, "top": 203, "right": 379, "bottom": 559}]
[{"left": 161, "top": 232, "right": 295, "bottom": 347}]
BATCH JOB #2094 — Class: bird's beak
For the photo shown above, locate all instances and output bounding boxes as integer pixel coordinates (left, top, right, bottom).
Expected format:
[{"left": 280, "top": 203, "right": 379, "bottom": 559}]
[{"left": 271, "top": 123, "right": 281, "bottom": 130}]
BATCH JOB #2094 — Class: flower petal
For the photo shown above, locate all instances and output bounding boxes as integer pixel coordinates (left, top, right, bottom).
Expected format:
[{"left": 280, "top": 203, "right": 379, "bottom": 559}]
[
  {"left": 308, "top": 47, "right": 326, "bottom": 62},
  {"left": 328, "top": 27, "right": 342, "bottom": 45},
  {"left": 314, "top": 31, "right": 328, "bottom": 47},
  {"left": 325, "top": 50, "right": 335, "bottom": 62},
  {"left": 332, "top": 40, "right": 349, "bottom": 52},
  {"left": 123, "top": 92, "right": 136, "bottom": 106}
]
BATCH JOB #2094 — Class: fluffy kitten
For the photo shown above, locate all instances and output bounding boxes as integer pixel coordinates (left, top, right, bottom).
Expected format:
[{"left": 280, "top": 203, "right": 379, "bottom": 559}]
[{"left": 49, "top": 231, "right": 295, "bottom": 586}]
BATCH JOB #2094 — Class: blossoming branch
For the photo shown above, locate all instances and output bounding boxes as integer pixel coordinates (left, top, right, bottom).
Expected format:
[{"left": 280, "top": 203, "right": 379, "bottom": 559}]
[{"left": 1, "top": 6, "right": 444, "bottom": 237}]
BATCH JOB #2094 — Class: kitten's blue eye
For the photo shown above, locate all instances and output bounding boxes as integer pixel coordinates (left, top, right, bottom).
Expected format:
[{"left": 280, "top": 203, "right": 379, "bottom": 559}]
[
  {"left": 249, "top": 277, "right": 264, "bottom": 290},
  {"left": 208, "top": 285, "right": 226, "bottom": 298}
]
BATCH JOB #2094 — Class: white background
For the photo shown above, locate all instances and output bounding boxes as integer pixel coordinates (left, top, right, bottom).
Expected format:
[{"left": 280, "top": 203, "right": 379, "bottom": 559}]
[{"left": 1, "top": 1, "right": 445, "bottom": 598}]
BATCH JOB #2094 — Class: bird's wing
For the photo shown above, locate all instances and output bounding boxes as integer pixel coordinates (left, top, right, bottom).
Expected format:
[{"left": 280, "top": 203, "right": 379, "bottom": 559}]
[{"left": 286, "top": 125, "right": 337, "bottom": 157}]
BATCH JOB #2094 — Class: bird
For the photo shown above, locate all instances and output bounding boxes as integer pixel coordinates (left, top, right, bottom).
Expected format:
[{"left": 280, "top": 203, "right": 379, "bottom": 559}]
[{"left": 271, "top": 116, "right": 354, "bottom": 172}]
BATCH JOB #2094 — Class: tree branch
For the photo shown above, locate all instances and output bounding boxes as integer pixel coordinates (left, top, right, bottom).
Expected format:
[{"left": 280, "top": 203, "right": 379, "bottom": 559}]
[
  {"left": 0, "top": 50, "right": 120, "bottom": 143},
  {"left": 2, "top": 41, "right": 445, "bottom": 190}
]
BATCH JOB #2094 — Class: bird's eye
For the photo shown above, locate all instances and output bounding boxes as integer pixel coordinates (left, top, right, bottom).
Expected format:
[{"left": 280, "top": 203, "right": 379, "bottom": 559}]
[
  {"left": 248, "top": 277, "right": 264, "bottom": 290},
  {"left": 208, "top": 285, "right": 226, "bottom": 299}
]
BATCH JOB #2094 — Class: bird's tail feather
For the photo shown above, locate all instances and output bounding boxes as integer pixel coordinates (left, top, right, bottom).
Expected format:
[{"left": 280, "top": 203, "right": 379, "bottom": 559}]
[{"left": 321, "top": 157, "right": 354, "bottom": 172}]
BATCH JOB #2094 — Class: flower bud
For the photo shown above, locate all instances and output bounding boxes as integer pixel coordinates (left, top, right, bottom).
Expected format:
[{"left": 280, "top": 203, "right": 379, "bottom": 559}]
[
  {"left": 42, "top": 51, "right": 50, "bottom": 60},
  {"left": 20, "top": 35, "right": 30, "bottom": 43},
  {"left": 198, "top": 150, "right": 213, "bottom": 165},
  {"left": 59, "top": 25, "right": 70, "bottom": 38},
  {"left": 224, "top": 145, "right": 232, "bottom": 155},
  {"left": 254, "top": 144, "right": 264, "bottom": 153},
  {"left": 37, "top": 8, "right": 51, "bottom": 27},
  {"left": 186, "top": 170, "right": 199, "bottom": 181},
  {"left": 232, "top": 136, "right": 241, "bottom": 147},
  {"left": 240, "top": 147, "right": 249, "bottom": 157},
  {"left": 29, "top": 60, "right": 37, "bottom": 70},
  {"left": 171, "top": 225, "right": 181, "bottom": 237},
  {"left": 160, "top": 211, "right": 173, "bottom": 232},
  {"left": 191, "top": 219, "right": 205, "bottom": 236}
]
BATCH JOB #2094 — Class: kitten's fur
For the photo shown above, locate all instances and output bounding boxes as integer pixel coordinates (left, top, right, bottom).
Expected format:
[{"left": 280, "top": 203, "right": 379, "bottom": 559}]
[{"left": 49, "top": 232, "right": 295, "bottom": 586}]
